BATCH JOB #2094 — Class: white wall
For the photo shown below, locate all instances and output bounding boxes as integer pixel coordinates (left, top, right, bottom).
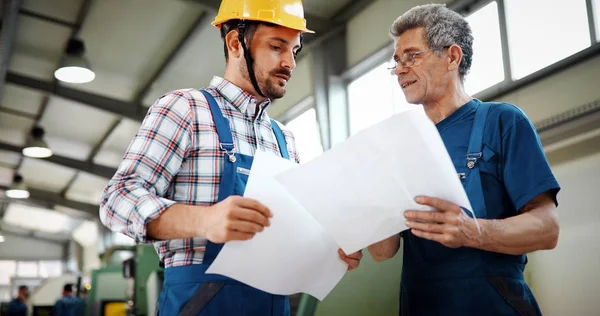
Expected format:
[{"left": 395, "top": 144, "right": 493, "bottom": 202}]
[
  {"left": 0, "top": 234, "right": 63, "bottom": 260},
  {"left": 527, "top": 152, "right": 600, "bottom": 316},
  {"left": 497, "top": 54, "right": 600, "bottom": 123}
]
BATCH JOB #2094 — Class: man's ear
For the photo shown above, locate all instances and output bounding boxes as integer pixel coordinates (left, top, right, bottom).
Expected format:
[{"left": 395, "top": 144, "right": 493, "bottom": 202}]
[
  {"left": 226, "top": 30, "right": 242, "bottom": 59},
  {"left": 447, "top": 44, "right": 463, "bottom": 72}
]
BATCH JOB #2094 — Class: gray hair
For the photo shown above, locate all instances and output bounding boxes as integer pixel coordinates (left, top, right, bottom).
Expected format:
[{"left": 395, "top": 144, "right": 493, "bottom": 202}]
[{"left": 390, "top": 4, "right": 473, "bottom": 79}]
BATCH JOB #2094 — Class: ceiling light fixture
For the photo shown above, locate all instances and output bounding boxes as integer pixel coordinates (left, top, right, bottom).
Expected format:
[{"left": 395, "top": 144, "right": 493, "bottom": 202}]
[
  {"left": 5, "top": 174, "right": 30, "bottom": 199},
  {"left": 54, "top": 38, "right": 95, "bottom": 84},
  {"left": 23, "top": 126, "right": 52, "bottom": 158}
]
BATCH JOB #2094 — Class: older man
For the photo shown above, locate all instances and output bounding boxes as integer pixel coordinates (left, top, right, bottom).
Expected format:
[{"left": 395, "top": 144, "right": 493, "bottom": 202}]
[{"left": 367, "top": 4, "right": 560, "bottom": 316}]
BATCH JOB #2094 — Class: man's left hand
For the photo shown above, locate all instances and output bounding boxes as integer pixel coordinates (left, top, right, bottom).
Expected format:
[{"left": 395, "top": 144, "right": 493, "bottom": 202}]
[
  {"left": 404, "top": 196, "right": 481, "bottom": 248},
  {"left": 338, "top": 249, "right": 363, "bottom": 271}
]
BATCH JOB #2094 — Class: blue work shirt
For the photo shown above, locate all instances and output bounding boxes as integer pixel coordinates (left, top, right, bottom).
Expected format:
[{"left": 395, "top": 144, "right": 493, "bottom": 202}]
[
  {"left": 5, "top": 298, "right": 27, "bottom": 316},
  {"left": 400, "top": 99, "right": 560, "bottom": 315},
  {"left": 438, "top": 99, "right": 560, "bottom": 216},
  {"left": 53, "top": 295, "right": 82, "bottom": 316}
]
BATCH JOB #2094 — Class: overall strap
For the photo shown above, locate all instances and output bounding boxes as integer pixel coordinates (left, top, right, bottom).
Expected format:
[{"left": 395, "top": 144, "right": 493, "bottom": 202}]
[
  {"left": 199, "top": 90, "right": 236, "bottom": 162},
  {"left": 270, "top": 119, "right": 290, "bottom": 160},
  {"left": 466, "top": 101, "right": 491, "bottom": 162},
  {"left": 464, "top": 100, "right": 492, "bottom": 220}
]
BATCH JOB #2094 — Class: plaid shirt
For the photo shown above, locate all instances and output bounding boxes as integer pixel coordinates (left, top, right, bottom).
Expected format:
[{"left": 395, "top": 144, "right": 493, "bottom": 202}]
[{"left": 99, "top": 76, "right": 300, "bottom": 268}]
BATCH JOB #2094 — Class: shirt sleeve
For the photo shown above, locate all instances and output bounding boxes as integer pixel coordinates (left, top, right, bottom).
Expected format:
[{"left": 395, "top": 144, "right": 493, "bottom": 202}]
[
  {"left": 99, "top": 91, "right": 194, "bottom": 243},
  {"left": 501, "top": 115, "right": 561, "bottom": 211}
]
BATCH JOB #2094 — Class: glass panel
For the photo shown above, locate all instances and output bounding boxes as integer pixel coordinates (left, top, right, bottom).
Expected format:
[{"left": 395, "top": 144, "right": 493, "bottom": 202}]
[
  {"left": 16, "top": 261, "right": 38, "bottom": 278},
  {"left": 465, "top": 1, "right": 505, "bottom": 95},
  {"left": 285, "top": 108, "right": 324, "bottom": 163},
  {"left": 594, "top": 0, "right": 600, "bottom": 41},
  {"left": 0, "top": 261, "right": 16, "bottom": 284},
  {"left": 349, "top": 63, "right": 396, "bottom": 135},
  {"left": 39, "top": 260, "right": 63, "bottom": 278},
  {"left": 505, "top": 0, "right": 590, "bottom": 79},
  {"left": 0, "top": 287, "right": 10, "bottom": 301}
]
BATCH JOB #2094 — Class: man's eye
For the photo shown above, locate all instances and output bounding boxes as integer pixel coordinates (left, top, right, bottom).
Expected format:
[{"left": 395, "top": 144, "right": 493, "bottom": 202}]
[{"left": 272, "top": 46, "right": 281, "bottom": 50}]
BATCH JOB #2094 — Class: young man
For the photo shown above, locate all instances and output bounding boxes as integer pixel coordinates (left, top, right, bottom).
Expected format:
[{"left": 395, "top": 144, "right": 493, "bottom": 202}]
[
  {"left": 53, "top": 283, "right": 80, "bottom": 316},
  {"left": 366, "top": 4, "right": 560, "bottom": 315},
  {"left": 5, "top": 285, "right": 28, "bottom": 316},
  {"left": 99, "top": 1, "right": 360, "bottom": 315}
]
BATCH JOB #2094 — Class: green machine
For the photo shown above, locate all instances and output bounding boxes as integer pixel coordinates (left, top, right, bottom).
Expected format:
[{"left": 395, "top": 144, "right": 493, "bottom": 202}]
[{"left": 87, "top": 244, "right": 163, "bottom": 316}]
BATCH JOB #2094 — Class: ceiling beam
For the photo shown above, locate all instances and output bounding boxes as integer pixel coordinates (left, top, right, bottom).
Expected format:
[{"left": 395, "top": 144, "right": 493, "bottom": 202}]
[
  {"left": 0, "top": 185, "right": 98, "bottom": 217},
  {"left": 0, "top": 0, "right": 23, "bottom": 101},
  {"left": 0, "top": 227, "right": 68, "bottom": 246},
  {"left": 0, "top": 141, "right": 116, "bottom": 179},
  {"left": 18, "top": 8, "right": 77, "bottom": 28},
  {"left": 5, "top": 72, "right": 145, "bottom": 122}
]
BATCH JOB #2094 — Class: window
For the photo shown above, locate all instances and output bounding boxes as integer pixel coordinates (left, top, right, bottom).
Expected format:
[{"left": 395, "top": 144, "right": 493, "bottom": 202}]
[
  {"left": 595, "top": 0, "right": 600, "bottom": 41},
  {"left": 348, "top": 62, "right": 418, "bottom": 135},
  {"left": 349, "top": 63, "right": 394, "bottom": 135},
  {"left": 285, "top": 108, "right": 324, "bottom": 163},
  {"left": 0, "top": 288, "right": 10, "bottom": 301},
  {"left": 0, "top": 261, "right": 16, "bottom": 284},
  {"left": 39, "top": 261, "right": 62, "bottom": 278},
  {"left": 16, "top": 261, "right": 38, "bottom": 278},
  {"left": 465, "top": 1, "right": 505, "bottom": 95},
  {"left": 505, "top": 0, "right": 591, "bottom": 79}
]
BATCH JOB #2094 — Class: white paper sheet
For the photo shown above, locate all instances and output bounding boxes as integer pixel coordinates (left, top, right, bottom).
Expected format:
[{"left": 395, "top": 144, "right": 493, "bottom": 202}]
[
  {"left": 205, "top": 150, "right": 347, "bottom": 301},
  {"left": 275, "top": 109, "right": 473, "bottom": 255}
]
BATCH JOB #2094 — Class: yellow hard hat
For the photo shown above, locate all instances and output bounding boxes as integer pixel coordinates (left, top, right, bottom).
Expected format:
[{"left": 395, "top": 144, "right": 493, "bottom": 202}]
[{"left": 212, "top": 0, "right": 314, "bottom": 33}]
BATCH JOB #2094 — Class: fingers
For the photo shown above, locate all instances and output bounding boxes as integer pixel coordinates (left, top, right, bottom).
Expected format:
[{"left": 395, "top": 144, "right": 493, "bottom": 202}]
[
  {"left": 228, "top": 220, "right": 265, "bottom": 234},
  {"left": 411, "top": 229, "right": 459, "bottom": 248},
  {"left": 233, "top": 196, "right": 272, "bottom": 218},
  {"left": 233, "top": 207, "right": 271, "bottom": 227},
  {"left": 338, "top": 249, "right": 362, "bottom": 271},
  {"left": 404, "top": 210, "right": 446, "bottom": 223},
  {"left": 414, "top": 196, "right": 462, "bottom": 214},
  {"left": 405, "top": 220, "right": 446, "bottom": 233},
  {"left": 224, "top": 230, "right": 256, "bottom": 241}
]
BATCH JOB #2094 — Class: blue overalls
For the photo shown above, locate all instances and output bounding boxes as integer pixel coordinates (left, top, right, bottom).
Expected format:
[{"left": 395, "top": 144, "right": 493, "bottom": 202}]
[
  {"left": 400, "top": 102, "right": 543, "bottom": 316},
  {"left": 157, "top": 90, "right": 291, "bottom": 316}
]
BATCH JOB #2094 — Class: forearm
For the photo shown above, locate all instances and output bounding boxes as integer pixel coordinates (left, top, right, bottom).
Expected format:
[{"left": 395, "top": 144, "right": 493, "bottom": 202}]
[
  {"left": 471, "top": 207, "right": 559, "bottom": 255},
  {"left": 147, "top": 204, "right": 209, "bottom": 240},
  {"left": 368, "top": 234, "right": 401, "bottom": 262}
]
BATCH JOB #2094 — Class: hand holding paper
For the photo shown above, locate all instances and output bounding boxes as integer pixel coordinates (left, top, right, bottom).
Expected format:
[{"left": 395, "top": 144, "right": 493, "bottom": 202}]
[
  {"left": 206, "top": 151, "right": 347, "bottom": 301},
  {"left": 275, "top": 109, "right": 473, "bottom": 255},
  {"left": 207, "top": 109, "right": 473, "bottom": 300}
]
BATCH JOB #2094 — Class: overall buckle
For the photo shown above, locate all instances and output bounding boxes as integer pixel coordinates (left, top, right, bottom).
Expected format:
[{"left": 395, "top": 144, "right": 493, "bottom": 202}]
[
  {"left": 219, "top": 143, "right": 236, "bottom": 162},
  {"left": 466, "top": 152, "right": 482, "bottom": 169}
]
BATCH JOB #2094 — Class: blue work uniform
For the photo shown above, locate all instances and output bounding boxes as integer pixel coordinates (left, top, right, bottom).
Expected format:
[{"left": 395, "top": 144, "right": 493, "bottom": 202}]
[
  {"left": 400, "top": 99, "right": 560, "bottom": 315},
  {"left": 5, "top": 298, "right": 27, "bottom": 316},
  {"left": 156, "top": 90, "right": 291, "bottom": 316},
  {"left": 53, "top": 295, "right": 81, "bottom": 316}
]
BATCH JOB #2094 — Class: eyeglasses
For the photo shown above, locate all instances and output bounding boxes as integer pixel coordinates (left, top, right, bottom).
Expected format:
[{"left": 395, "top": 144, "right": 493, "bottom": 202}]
[{"left": 388, "top": 46, "right": 451, "bottom": 74}]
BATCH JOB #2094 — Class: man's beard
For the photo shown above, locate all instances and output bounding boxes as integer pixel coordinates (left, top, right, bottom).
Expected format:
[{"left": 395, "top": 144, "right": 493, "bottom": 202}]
[{"left": 240, "top": 61, "right": 291, "bottom": 100}]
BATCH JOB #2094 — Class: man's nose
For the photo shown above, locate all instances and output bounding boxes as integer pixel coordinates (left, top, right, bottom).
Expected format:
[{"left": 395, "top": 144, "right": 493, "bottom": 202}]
[{"left": 281, "top": 50, "right": 296, "bottom": 70}]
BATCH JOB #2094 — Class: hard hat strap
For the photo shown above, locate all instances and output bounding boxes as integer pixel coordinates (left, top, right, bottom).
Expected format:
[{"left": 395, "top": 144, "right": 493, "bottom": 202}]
[{"left": 237, "top": 21, "right": 266, "bottom": 98}]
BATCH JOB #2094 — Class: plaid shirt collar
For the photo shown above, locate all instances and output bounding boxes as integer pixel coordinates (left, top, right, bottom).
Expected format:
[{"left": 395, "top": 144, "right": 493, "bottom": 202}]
[{"left": 209, "top": 76, "right": 271, "bottom": 121}]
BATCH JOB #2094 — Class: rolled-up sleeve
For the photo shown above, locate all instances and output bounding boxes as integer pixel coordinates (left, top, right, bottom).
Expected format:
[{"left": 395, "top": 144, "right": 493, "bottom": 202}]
[{"left": 99, "top": 91, "right": 194, "bottom": 243}]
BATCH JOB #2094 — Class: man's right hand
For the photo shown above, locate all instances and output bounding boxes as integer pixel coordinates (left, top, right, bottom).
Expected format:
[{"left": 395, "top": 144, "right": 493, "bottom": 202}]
[{"left": 201, "top": 195, "right": 272, "bottom": 243}]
